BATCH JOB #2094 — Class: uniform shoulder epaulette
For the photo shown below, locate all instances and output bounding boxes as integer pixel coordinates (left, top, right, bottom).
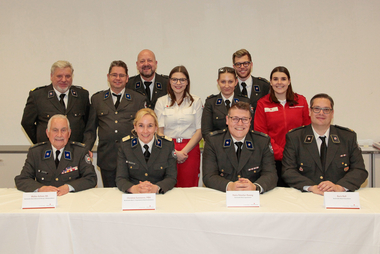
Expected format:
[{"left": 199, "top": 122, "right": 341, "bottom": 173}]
[
  {"left": 334, "top": 125, "right": 355, "bottom": 133},
  {"left": 93, "top": 90, "right": 106, "bottom": 95},
  {"left": 210, "top": 129, "right": 227, "bottom": 136},
  {"left": 289, "top": 125, "right": 307, "bottom": 133},
  {"left": 122, "top": 135, "right": 131, "bottom": 142},
  {"left": 206, "top": 94, "right": 217, "bottom": 99},
  {"left": 257, "top": 77, "right": 269, "bottom": 84},
  {"left": 30, "top": 142, "right": 46, "bottom": 148},
  {"left": 159, "top": 74, "right": 169, "bottom": 79},
  {"left": 72, "top": 85, "right": 85, "bottom": 90},
  {"left": 161, "top": 135, "right": 172, "bottom": 141},
  {"left": 250, "top": 130, "right": 269, "bottom": 137},
  {"left": 30, "top": 85, "right": 46, "bottom": 92},
  {"left": 70, "top": 141, "right": 85, "bottom": 147}
]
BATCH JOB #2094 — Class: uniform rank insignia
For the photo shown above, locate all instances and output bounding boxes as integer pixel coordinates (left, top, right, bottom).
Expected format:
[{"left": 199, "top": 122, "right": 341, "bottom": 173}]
[
  {"left": 64, "top": 151, "right": 72, "bottom": 160},
  {"left": 172, "top": 150, "right": 177, "bottom": 159},
  {"left": 254, "top": 85, "right": 260, "bottom": 92},
  {"left": 135, "top": 82, "right": 141, "bottom": 89},
  {"left": 104, "top": 91, "right": 110, "bottom": 99},
  {"left": 299, "top": 167, "right": 304, "bottom": 172},
  {"left": 216, "top": 98, "right": 222, "bottom": 105},
  {"left": 71, "top": 89, "right": 78, "bottom": 97},
  {"left": 125, "top": 93, "right": 131, "bottom": 100},
  {"left": 61, "top": 166, "right": 78, "bottom": 174},
  {"left": 223, "top": 139, "right": 231, "bottom": 148},
  {"left": 234, "top": 98, "right": 239, "bottom": 103},
  {"left": 340, "top": 154, "right": 347, "bottom": 157},
  {"left": 48, "top": 90, "right": 54, "bottom": 98},
  {"left": 331, "top": 134, "right": 340, "bottom": 143},
  {"left": 85, "top": 154, "right": 92, "bottom": 164},
  {"left": 344, "top": 166, "right": 349, "bottom": 172},
  {"left": 155, "top": 138, "right": 162, "bottom": 148},
  {"left": 131, "top": 138, "right": 138, "bottom": 148},
  {"left": 245, "top": 140, "right": 253, "bottom": 150},
  {"left": 269, "top": 143, "right": 274, "bottom": 153},
  {"left": 44, "top": 150, "right": 52, "bottom": 159},
  {"left": 156, "top": 82, "right": 162, "bottom": 89},
  {"left": 304, "top": 135, "right": 313, "bottom": 143}
]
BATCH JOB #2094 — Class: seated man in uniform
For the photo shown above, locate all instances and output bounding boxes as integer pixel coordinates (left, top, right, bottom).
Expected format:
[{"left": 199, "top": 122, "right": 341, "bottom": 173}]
[
  {"left": 202, "top": 102, "right": 277, "bottom": 193},
  {"left": 15, "top": 114, "right": 97, "bottom": 195},
  {"left": 282, "top": 93, "right": 368, "bottom": 195}
]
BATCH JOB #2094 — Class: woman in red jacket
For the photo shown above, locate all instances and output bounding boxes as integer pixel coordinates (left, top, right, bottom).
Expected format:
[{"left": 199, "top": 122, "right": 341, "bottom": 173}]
[{"left": 254, "top": 66, "right": 310, "bottom": 187}]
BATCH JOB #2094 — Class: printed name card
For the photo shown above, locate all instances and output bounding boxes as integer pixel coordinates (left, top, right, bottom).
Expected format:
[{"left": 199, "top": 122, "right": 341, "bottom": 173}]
[
  {"left": 22, "top": 192, "right": 57, "bottom": 209},
  {"left": 226, "top": 191, "right": 260, "bottom": 207},
  {"left": 122, "top": 193, "right": 156, "bottom": 211},
  {"left": 324, "top": 192, "right": 360, "bottom": 209}
]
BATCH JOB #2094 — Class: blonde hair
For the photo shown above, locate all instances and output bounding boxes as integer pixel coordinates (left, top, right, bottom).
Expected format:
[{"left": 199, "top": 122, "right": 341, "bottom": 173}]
[
  {"left": 133, "top": 108, "right": 159, "bottom": 128},
  {"left": 51, "top": 60, "right": 74, "bottom": 75}
]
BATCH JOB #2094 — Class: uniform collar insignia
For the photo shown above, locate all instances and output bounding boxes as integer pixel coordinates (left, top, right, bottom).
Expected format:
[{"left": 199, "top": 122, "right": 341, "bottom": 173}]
[
  {"left": 156, "top": 82, "right": 162, "bottom": 89},
  {"left": 331, "top": 134, "right": 340, "bottom": 143},
  {"left": 245, "top": 140, "right": 253, "bottom": 150},
  {"left": 254, "top": 85, "right": 260, "bottom": 92},
  {"left": 131, "top": 138, "right": 138, "bottom": 148},
  {"left": 48, "top": 90, "right": 54, "bottom": 98},
  {"left": 44, "top": 150, "right": 52, "bottom": 159},
  {"left": 304, "top": 135, "right": 314, "bottom": 143},
  {"left": 135, "top": 81, "right": 141, "bottom": 89},
  {"left": 64, "top": 151, "right": 72, "bottom": 160},
  {"left": 71, "top": 89, "right": 77, "bottom": 97},
  {"left": 125, "top": 93, "right": 131, "bottom": 100},
  {"left": 223, "top": 139, "right": 231, "bottom": 148},
  {"left": 234, "top": 98, "right": 239, "bottom": 103},
  {"left": 216, "top": 98, "right": 222, "bottom": 105},
  {"left": 155, "top": 138, "right": 162, "bottom": 148},
  {"left": 104, "top": 91, "right": 110, "bottom": 100}
]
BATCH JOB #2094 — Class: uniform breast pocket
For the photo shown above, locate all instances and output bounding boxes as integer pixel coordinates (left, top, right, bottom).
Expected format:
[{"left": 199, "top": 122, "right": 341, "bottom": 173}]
[
  {"left": 218, "top": 165, "right": 233, "bottom": 178},
  {"left": 163, "top": 108, "right": 175, "bottom": 116},
  {"left": 36, "top": 170, "right": 52, "bottom": 182},
  {"left": 42, "top": 111, "right": 57, "bottom": 121},
  {"left": 128, "top": 163, "right": 140, "bottom": 171},
  {"left": 70, "top": 111, "right": 85, "bottom": 118},
  {"left": 182, "top": 107, "right": 195, "bottom": 115},
  {"left": 153, "top": 163, "right": 168, "bottom": 177},
  {"left": 61, "top": 169, "right": 80, "bottom": 181},
  {"left": 334, "top": 156, "right": 350, "bottom": 172}
]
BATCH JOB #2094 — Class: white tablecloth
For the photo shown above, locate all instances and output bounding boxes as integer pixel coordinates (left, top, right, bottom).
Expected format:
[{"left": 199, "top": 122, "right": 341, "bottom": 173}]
[{"left": 0, "top": 187, "right": 380, "bottom": 254}]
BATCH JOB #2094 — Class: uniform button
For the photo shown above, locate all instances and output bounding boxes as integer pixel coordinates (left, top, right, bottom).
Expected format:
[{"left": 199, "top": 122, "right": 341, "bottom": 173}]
[
  {"left": 47, "top": 115, "right": 50, "bottom": 118},
  {"left": 254, "top": 171, "right": 256, "bottom": 173},
  {"left": 145, "top": 173, "right": 148, "bottom": 176},
  {"left": 130, "top": 115, "right": 133, "bottom": 117},
  {"left": 256, "top": 93, "right": 258, "bottom": 96},
  {"left": 160, "top": 166, "right": 163, "bottom": 169},
  {"left": 216, "top": 117, "right": 219, "bottom": 119},
  {"left": 238, "top": 175, "right": 241, "bottom": 178},
  {"left": 345, "top": 164, "right": 347, "bottom": 166},
  {"left": 320, "top": 176, "right": 323, "bottom": 180},
  {"left": 115, "top": 112, "right": 118, "bottom": 114},
  {"left": 74, "top": 113, "right": 78, "bottom": 116},
  {"left": 38, "top": 170, "right": 41, "bottom": 172},
  {"left": 130, "top": 166, "right": 132, "bottom": 169},
  {"left": 41, "top": 177, "right": 44, "bottom": 180},
  {"left": 55, "top": 178, "right": 59, "bottom": 181},
  {"left": 69, "top": 177, "right": 72, "bottom": 180},
  {"left": 115, "top": 130, "right": 118, "bottom": 133},
  {"left": 101, "top": 112, "right": 104, "bottom": 115},
  {"left": 115, "top": 140, "right": 119, "bottom": 143},
  {"left": 342, "top": 162, "right": 344, "bottom": 165},
  {"left": 115, "top": 120, "right": 118, "bottom": 123},
  {"left": 221, "top": 169, "right": 224, "bottom": 172},
  {"left": 301, "top": 163, "right": 303, "bottom": 166},
  {"left": 220, "top": 173, "right": 224, "bottom": 176},
  {"left": 148, "top": 104, "right": 151, "bottom": 107}
]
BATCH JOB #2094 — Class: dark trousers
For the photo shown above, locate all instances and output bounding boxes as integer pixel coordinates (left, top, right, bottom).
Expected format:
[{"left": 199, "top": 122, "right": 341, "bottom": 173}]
[
  {"left": 100, "top": 168, "right": 117, "bottom": 187},
  {"left": 276, "top": 160, "right": 289, "bottom": 187}
]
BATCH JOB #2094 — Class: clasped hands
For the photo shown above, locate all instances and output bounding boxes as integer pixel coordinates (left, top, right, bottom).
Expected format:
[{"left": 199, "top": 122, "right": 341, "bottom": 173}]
[
  {"left": 38, "top": 185, "right": 69, "bottom": 196},
  {"left": 308, "top": 181, "right": 345, "bottom": 195},
  {"left": 175, "top": 149, "right": 188, "bottom": 164},
  {"left": 128, "top": 181, "right": 159, "bottom": 194},
  {"left": 227, "top": 178, "right": 257, "bottom": 191}
]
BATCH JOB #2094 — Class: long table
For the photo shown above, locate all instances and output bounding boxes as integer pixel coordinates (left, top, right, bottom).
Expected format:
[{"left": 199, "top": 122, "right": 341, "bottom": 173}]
[{"left": 0, "top": 187, "right": 379, "bottom": 254}]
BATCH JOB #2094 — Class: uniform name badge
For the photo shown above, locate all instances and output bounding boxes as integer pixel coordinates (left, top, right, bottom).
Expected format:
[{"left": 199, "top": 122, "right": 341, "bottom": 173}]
[
  {"left": 324, "top": 192, "right": 360, "bottom": 209},
  {"left": 122, "top": 193, "right": 156, "bottom": 211},
  {"left": 226, "top": 191, "right": 260, "bottom": 207},
  {"left": 22, "top": 192, "right": 57, "bottom": 209}
]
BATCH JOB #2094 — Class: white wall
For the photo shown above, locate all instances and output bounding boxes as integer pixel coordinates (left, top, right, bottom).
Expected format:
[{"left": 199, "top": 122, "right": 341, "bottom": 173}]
[{"left": 1, "top": 0, "right": 379, "bottom": 145}]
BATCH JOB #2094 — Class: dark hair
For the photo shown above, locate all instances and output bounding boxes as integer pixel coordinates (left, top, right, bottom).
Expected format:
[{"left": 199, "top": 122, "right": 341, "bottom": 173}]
[
  {"left": 167, "top": 65, "right": 194, "bottom": 107},
  {"left": 218, "top": 67, "right": 237, "bottom": 79},
  {"left": 310, "top": 93, "right": 334, "bottom": 109},
  {"left": 108, "top": 60, "right": 128, "bottom": 75},
  {"left": 228, "top": 101, "right": 252, "bottom": 117},
  {"left": 232, "top": 49, "right": 252, "bottom": 63},
  {"left": 269, "top": 66, "right": 298, "bottom": 106}
]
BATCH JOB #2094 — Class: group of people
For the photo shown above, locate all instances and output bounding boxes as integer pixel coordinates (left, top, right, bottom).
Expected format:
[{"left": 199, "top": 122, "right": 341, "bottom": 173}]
[{"left": 15, "top": 48, "right": 368, "bottom": 197}]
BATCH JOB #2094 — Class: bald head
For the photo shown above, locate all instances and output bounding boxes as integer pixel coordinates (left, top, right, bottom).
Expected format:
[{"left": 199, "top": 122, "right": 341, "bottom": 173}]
[{"left": 136, "top": 49, "right": 157, "bottom": 81}]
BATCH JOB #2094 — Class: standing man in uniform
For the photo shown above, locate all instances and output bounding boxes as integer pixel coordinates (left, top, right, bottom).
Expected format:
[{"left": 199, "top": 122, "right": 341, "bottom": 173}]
[
  {"left": 21, "top": 60, "right": 90, "bottom": 144},
  {"left": 232, "top": 49, "right": 270, "bottom": 124},
  {"left": 126, "top": 49, "right": 168, "bottom": 109},
  {"left": 83, "top": 60, "right": 146, "bottom": 187},
  {"left": 282, "top": 93, "right": 368, "bottom": 194},
  {"left": 202, "top": 102, "right": 277, "bottom": 193},
  {"left": 15, "top": 115, "right": 97, "bottom": 195}
]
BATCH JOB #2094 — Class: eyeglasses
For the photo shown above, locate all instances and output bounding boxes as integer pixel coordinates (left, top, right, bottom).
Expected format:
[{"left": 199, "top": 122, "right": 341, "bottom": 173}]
[
  {"left": 228, "top": 116, "right": 251, "bottom": 124},
  {"left": 218, "top": 67, "right": 236, "bottom": 75},
  {"left": 109, "top": 73, "right": 127, "bottom": 78},
  {"left": 233, "top": 61, "right": 251, "bottom": 68},
  {"left": 311, "top": 107, "right": 333, "bottom": 114},
  {"left": 170, "top": 78, "right": 188, "bottom": 84}
]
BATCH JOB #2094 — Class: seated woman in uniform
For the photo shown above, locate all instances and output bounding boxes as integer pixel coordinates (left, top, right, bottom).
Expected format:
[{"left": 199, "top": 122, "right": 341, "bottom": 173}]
[
  {"left": 254, "top": 66, "right": 311, "bottom": 187},
  {"left": 201, "top": 67, "right": 250, "bottom": 139},
  {"left": 116, "top": 108, "right": 177, "bottom": 194}
]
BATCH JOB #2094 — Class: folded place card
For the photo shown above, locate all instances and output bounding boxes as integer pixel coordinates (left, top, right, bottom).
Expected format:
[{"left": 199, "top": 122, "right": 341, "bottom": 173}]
[
  {"left": 324, "top": 192, "right": 360, "bottom": 209},
  {"left": 122, "top": 193, "right": 156, "bottom": 211},
  {"left": 22, "top": 192, "right": 57, "bottom": 209},
  {"left": 226, "top": 191, "right": 260, "bottom": 207}
]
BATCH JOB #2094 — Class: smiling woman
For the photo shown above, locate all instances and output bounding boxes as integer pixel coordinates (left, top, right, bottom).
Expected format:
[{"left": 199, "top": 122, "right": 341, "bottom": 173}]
[{"left": 254, "top": 66, "right": 311, "bottom": 187}]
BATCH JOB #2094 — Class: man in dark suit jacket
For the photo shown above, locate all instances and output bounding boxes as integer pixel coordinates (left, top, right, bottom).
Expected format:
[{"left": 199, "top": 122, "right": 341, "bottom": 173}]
[
  {"left": 21, "top": 61, "right": 90, "bottom": 144},
  {"left": 83, "top": 61, "right": 146, "bottom": 187},
  {"left": 282, "top": 93, "right": 368, "bottom": 194},
  {"left": 232, "top": 49, "right": 270, "bottom": 124},
  {"left": 202, "top": 102, "right": 277, "bottom": 193},
  {"left": 15, "top": 115, "right": 97, "bottom": 195},
  {"left": 126, "top": 49, "right": 168, "bottom": 109}
]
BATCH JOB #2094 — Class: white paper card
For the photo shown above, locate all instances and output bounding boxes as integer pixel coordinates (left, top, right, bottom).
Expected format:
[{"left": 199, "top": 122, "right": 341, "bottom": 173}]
[
  {"left": 122, "top": 193, "right": 156, "bottom": 211},
  {"left": 22, "top": 192, "right": 57, "bottom": 209},
  {"left": 324, "top": 192, "right": 360, "bottom": 209},
  {"left": 226, "top": 191, "right": 260, "bottom": 207}
]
